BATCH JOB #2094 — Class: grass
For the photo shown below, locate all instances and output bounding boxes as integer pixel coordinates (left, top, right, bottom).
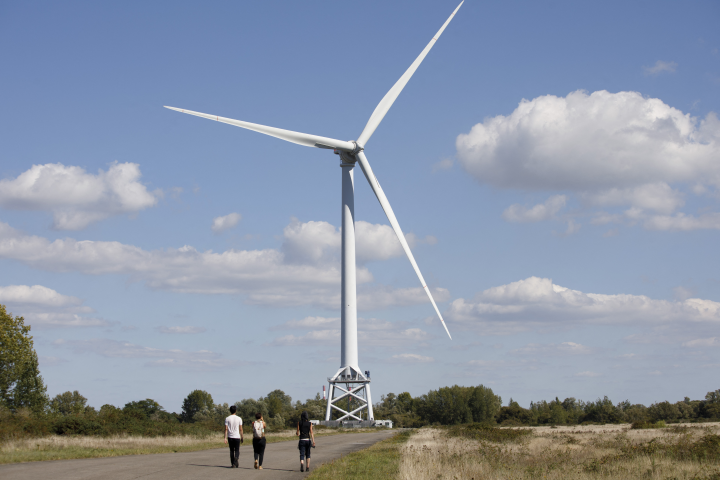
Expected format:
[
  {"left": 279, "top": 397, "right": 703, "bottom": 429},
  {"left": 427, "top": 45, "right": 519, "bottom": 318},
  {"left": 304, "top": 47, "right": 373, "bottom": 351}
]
[
  {"left": 398, "top": 423, "right": 720, "bottom": 480},
  {"left": 308, "top": 430, "right": 412, "bottom": 479},
  {"left": 0, "top": 427, "right": 384, "bottom": 465}
]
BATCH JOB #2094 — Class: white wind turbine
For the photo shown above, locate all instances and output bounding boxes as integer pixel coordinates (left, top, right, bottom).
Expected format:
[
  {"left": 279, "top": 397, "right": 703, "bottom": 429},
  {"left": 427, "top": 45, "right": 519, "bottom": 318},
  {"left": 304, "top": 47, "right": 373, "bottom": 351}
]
[{"left": 166, "top": 2, "right": 462, "bottom": 422}]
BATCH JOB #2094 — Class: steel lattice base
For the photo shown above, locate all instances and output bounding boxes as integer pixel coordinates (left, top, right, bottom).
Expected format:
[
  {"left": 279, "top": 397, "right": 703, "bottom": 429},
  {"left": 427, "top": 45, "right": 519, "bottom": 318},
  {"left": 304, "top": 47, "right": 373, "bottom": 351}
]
[{"left": 324, "top": 366, "right": 374, "bottom": 421}]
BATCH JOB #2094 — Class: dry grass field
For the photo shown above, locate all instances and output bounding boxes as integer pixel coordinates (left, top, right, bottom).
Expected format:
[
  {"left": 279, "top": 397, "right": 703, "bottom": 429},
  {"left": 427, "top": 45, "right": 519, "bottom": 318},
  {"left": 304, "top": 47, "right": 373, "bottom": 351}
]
[
  {"left": 0, "top": 427, "right": 382, "bottom": 464},
  {"left": 399, "top": 423, "right": 720, "bottom": 480}
]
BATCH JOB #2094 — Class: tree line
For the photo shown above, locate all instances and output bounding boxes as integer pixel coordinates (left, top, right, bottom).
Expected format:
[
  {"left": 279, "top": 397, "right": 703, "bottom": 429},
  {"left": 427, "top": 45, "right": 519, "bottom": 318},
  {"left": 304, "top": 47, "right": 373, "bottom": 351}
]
[{"left": 2, "top": 304, "right": 719, "bottom": 439}]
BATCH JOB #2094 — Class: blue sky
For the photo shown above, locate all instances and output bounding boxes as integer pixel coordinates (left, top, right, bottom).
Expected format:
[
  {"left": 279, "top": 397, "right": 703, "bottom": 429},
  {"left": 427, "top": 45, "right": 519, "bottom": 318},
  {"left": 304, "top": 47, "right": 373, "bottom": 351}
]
[{"left": 1, "top": 0, "right": 719, "bottom": 414}]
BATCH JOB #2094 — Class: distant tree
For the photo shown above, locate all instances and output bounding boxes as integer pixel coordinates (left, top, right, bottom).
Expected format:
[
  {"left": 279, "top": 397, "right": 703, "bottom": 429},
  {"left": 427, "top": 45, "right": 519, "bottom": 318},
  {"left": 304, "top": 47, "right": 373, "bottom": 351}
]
[
  {"left": 397, "top": 392, "right": 413, "bottom": 414},
  {"left": 468, "top": 385, "right": 502, "bottom": 423},
  {"left": 124, "top": 399, "right": 164, "bottom": 418},
  {"left": 647, "top": 401, "right": 680, "bottom": 422},
  {"left": 706, "top": 390, "right": 720, "bottom": 404},
  {"left": 496, "top": 402, "right": 532, "bottom": 425},
  {"left": 181, "top": 390, "right": 213, "bottom": 422},
  {"left": 235, "top": 397, "right": 268, "bottom": 424},
  {"left": 265, "top": 389, "right": 292, "bottom": 418},
  {"left": 581, "top": 397, "right": 623, "bottom": 424},
  {"left": 50, "top": 390, "right": 88, "bottom": 415},
  {"left": 0, "top": 305, "right": 48, "bottom": 413}
]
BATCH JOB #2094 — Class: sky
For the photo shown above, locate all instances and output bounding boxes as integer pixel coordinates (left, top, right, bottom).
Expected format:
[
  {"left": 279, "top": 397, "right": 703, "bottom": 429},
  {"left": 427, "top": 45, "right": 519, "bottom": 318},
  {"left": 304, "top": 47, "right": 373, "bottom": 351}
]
[{"left": 1, "top": 0, "right": 719, "bottom": 414}]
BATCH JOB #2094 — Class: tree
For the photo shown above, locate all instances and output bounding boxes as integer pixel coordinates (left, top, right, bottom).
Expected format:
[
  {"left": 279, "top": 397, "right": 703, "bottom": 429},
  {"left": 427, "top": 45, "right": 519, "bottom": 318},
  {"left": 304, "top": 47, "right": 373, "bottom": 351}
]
[
  {"left": 181, "top": 390, "right": 214, "bottom": 422},
  {"left": 124, "top": 399, "right": 164, "bottom": 418},
  {"left": 0, "top": 305, "right": 48, "bottom": 413},
  {"left": 265, "top": 389, "right": 292, "bottom": 418},
  {"left": 51, "top": 390, "right": 88, "bottom": 415}
]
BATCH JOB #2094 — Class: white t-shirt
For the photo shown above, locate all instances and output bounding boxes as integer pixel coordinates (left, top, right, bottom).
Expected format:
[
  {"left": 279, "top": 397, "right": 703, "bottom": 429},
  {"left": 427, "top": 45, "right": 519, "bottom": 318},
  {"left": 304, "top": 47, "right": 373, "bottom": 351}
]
[{"left": 225, "top": 414, "right": 243, "bottom": 439}]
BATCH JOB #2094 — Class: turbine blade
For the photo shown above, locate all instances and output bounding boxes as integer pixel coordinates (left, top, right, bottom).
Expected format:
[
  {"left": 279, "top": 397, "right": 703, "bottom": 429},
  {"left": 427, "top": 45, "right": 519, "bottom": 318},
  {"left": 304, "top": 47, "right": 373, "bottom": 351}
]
[
  {"left": 356, "top": 151, "right": 452, "bottom": 340},
  {"left": 356, "top": 1, "right": 463, "bottom": 147},
  {"left": 164, "top": 106, "right": 355, "bottom": 152}
]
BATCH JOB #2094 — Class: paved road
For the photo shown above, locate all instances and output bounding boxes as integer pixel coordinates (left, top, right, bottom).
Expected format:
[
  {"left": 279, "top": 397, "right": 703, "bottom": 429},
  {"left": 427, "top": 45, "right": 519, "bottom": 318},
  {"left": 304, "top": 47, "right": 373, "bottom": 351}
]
[{"left": 0, "top": 430, "right": 396, "bottom": 480}]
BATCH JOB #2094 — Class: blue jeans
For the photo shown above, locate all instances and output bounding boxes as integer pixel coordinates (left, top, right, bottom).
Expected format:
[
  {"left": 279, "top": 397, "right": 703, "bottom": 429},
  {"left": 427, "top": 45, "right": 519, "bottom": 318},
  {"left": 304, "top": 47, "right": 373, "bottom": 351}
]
[{"left": 298, "top": 440, "right": 312, "bottom": 460}]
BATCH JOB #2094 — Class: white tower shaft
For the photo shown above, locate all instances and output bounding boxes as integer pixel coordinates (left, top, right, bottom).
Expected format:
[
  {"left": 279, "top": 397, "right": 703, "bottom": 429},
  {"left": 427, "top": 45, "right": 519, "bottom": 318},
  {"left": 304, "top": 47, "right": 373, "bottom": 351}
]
[{"left": 340, "top": 160, "right": 358, "bottom": 370}]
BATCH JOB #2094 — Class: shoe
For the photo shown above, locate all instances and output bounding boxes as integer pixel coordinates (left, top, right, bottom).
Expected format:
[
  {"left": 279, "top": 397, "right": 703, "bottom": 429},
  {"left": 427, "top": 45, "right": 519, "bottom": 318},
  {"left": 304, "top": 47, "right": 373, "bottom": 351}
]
[
  {"left": 258, "top": 466, "right": 263, "bottom": 470},
  {"left": 255, "top": 460, "right": 259, "bottom": 469},
  {"left": 306, "top": 468, "right": 310, "bottom": 472},
  {"left": 301, "top": 464, "right": 304, "bottom": 472}
]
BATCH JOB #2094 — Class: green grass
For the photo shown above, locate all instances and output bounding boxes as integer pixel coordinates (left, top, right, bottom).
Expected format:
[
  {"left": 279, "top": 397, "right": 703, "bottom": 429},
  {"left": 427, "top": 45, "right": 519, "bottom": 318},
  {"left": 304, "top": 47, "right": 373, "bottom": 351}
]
[{"left": 308, "top": 430, "right": 412, "bottom": 479}]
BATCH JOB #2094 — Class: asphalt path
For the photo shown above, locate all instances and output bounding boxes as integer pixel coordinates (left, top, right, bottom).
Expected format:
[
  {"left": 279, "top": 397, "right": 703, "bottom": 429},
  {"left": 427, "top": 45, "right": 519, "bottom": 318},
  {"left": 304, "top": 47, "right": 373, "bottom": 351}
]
[{"left": 0, "top": 430, "right": 397, "bottom": 480}]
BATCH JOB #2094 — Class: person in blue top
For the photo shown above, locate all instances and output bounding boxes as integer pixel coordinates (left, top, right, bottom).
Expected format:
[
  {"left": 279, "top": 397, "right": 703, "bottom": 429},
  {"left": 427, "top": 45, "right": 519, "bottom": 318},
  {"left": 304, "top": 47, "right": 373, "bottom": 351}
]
[{"left": 295, "top": 411, "right": 315, "bottom": 472}]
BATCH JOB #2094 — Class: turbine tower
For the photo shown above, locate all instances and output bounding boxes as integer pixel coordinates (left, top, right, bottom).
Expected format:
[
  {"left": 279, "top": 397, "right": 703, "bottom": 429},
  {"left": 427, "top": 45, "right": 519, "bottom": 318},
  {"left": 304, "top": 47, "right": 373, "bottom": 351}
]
[{"left": 165, "top": 2, "right": 462, "bottom": 423}]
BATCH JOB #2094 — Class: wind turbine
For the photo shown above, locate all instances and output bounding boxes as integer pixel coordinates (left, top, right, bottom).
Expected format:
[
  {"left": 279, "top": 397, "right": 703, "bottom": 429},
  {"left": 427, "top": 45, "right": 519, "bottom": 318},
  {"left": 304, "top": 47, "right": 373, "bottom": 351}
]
[{"left": 166, "top": 2, "right": 462, "bottom": 422}]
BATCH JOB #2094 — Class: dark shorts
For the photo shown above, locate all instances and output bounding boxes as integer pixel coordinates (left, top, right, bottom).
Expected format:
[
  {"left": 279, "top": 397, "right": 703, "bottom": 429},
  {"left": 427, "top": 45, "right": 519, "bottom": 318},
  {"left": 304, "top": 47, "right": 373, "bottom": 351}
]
[{"left": 298, "top": 439, "right": 311, "bottom": 460}]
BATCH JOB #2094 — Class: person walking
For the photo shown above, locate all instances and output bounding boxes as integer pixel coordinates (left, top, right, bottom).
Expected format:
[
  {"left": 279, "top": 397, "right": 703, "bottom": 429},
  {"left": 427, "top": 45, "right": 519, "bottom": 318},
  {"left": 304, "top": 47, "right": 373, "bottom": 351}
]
[
  {"left": 296, "top": 411, "right": 315, "bottom": 472},
  {"left": 224, "top": 405, "right": 243, "bottom": 468},
  {"left": 252, "top": 412, "right": 266, "bottom": 470}
]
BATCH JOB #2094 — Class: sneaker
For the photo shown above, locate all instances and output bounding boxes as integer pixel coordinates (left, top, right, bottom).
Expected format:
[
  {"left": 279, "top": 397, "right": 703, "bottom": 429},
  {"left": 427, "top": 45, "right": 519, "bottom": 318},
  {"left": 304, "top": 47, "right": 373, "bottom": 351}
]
[
  {"left": 306, "top": 467, "right": 310, "bottom": 472},
  {"left": 254, "top": 460, "right": 259, "bottom": 469},
  {"left": 301, "top": 464, "right": 304, "bottom": 472},
  {"left": 258, "top": 466, "right": 263, "bottom": 470}
]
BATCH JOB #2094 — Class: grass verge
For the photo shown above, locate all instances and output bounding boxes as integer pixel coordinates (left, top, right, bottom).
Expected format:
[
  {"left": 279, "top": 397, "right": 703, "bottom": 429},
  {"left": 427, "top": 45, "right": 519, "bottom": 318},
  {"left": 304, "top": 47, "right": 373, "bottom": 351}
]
[
  {"left": 0, "top": 428, "right": 384, "bottom": 465},
  {"left": 308, "top": 430, "right": 412, "bottom": 480}
]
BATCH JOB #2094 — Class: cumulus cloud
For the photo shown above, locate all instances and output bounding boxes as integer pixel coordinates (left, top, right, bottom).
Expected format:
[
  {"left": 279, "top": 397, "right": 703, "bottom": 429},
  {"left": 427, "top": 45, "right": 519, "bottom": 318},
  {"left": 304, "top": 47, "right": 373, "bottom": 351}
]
[
  {"left": 510, "top": 342, "right": 596, "bottom": 356},
  {"left": 53, "top": 338, "right": 242, "bottom": 371},
  {"left": 281, "top": 218, "right": 435, "bottom": 265},
  {"left": 456, "top": 90, "right": 720, "bottom": 231},
  {"left": 211, "top": 213, "right": 241, "bottom": 234},
  {"left": 267, "top": 317, "right": 430, "bottom": 347},
  {"left": 445, "top": 276, "right": 720, "bottom": 335},
  {"left": 682, "top": 337, "right": 719, "bottom": 348},
  {"left": 0, "top": 219, "right": 446, "bottom": 311},
  {"left": 0, "top": 162, "right": 160, "bottom": 230},
  {"left": 390, "top": 353, "right": 434, "bottom": 363},
  {"left": 0, "top": 285, "right": 82, "bottom": 307},
  {"left": 503, "top": 195, "right": 566, "bottom": 222},
  {"left": 157, "top": 326, "right": 207, "bottom": 334},
  {"left": 644, "top": 60, "right": 678, "bottom": 75},
  {"left": 0, "top": 284, "right": 108, "bottom": 328}
]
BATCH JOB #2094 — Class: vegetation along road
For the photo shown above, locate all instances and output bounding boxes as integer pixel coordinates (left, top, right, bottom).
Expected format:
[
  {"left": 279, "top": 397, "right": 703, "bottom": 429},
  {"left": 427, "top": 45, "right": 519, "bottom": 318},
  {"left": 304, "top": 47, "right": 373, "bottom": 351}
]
[{"left": 0, "top": 430, "right": 395, "bottom": 480}]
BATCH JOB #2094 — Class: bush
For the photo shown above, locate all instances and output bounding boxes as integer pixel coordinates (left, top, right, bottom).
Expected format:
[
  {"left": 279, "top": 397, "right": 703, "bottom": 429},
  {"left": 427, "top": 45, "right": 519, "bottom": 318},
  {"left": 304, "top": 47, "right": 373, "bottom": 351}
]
[
  {"left": 53, "top": 417, "right": 106, "bottom": 436},
  {"left": 447, "top": 423, "right": 532, "bottom": 443},
  {"left": 631, "top": 420, "right": 667, "bottom": 429}
]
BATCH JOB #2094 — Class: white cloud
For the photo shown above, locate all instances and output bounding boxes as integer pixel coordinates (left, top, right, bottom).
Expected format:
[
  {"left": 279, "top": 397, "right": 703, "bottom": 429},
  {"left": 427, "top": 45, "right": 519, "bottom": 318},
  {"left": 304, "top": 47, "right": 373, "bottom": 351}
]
[
  {"left": 157, "top": 326, "right": 207, "bottom": 334},
  {"left": 456, "top": 90, "right": 720, "bottom": 231},
  {"left": 0, "top": 285, "right": 82, "bottom": 307},
  {"left": 446, "top": 276, "right": 720, "bottom": 335},
  {"left": 0, "top": 219, "right": 445, "bottom": 310},
  {"left": 54, "top": 338, "right": 241, "bottom": 371},
  {"left": 0, "top": 284, "right": 108, "bottom": 328},
  {"left": 391, "top": 353, "right": 434, "bottom": 363},
  {"left": 211, "top": 213, "right": 241, "bottom": 234},
  {"left": 281, "top": 218, "right": 433, "bottom": 265},
  {"left": 644, "top": 60, "right": 678, "bottom": 75},
  {"left": 432, "top": 158, "right": 454, "bottom": 172},
  {"left": 643, "top": 212, "right": 720, "bottom": 231},
  {"left": 0, "top": 162, "right": 160, "bottom": 230},
  {"left": 581, "top": 183, "right": 684, "bottom": 214},
  {"left": 503, "top": 195, "right": 567, "bottom": 222},
  {"left": 267, "top": 317, "right": 430, "bottom": 347},
  {"left": 511, "top": 342, "right": 595, "bottom": 356},
  {"left": 682, "top": 337, "right": 719, "bottom": 348}
]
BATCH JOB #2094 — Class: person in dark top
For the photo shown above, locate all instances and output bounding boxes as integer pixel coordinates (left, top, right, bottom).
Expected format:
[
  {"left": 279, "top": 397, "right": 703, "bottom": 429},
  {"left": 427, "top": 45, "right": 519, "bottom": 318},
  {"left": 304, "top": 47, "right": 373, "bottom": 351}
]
[{"left": 295, "top": 411, "right": 315, "bottom": 472}]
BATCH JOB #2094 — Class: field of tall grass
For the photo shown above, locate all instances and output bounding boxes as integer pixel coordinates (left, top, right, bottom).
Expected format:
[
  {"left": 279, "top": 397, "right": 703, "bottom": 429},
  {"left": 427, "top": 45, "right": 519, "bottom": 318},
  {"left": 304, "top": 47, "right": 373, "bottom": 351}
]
[{"left": 398, "top": 423, "right": 720, "bottom": 480}]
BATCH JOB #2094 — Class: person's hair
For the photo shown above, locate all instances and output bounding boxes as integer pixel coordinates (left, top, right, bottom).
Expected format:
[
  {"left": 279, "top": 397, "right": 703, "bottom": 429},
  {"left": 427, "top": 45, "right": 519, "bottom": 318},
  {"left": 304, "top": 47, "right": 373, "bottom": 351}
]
[
  {"left": 255, "top": 412, "right": 262, "bottom": 419},
  {"left": 229, "top": 405, "right": 237, "bottom": 414},
  {"left": 301, "top": 411, "right": 309, "bottom": 422}
]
